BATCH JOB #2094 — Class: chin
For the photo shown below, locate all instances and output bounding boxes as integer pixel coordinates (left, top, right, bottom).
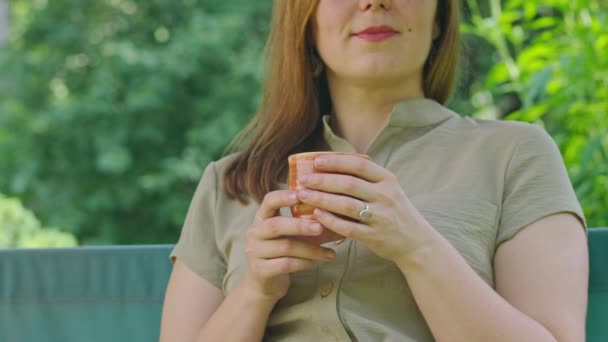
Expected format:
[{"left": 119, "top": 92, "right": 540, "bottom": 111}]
[
  {"left": 351, "top": 64, "right": 411, "bottom": 81},
  {"left": 339, "top": 72, "right": 406, "bottom": 88}
]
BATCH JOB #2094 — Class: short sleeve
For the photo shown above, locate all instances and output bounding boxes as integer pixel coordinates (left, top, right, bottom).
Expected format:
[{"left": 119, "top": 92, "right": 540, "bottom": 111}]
[
  {"left": 496, "top": 124, "right": 587, "bottom": 247},
  {"left": 169, "top": 162, "right": 226, "bottom": 289}
]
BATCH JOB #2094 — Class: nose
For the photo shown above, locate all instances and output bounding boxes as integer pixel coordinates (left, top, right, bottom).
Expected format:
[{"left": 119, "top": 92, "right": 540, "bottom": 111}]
[{"left": 359, "top": 0, "right": 391, "bottom": 11}]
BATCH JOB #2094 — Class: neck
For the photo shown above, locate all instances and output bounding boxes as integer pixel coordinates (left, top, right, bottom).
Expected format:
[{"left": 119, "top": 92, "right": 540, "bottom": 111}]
[{"left": 326, "top": 73, "right": 424, "bottom": 154}]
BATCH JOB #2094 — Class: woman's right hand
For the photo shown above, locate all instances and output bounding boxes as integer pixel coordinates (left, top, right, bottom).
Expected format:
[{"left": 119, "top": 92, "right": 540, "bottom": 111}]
[{"left": 242, "top": 190, "right": 338, "bottom": 303}]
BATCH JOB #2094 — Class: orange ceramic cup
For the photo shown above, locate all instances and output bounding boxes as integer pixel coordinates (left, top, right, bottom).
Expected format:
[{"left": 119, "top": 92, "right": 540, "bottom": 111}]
[{"left": 288, "top": 151, "right": 371, "bottom": 218}]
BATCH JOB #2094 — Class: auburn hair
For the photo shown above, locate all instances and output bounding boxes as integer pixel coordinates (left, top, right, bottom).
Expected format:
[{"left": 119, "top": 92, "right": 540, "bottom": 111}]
[{"left": 223, "top": 0, "right": 460, "bottom": 204}]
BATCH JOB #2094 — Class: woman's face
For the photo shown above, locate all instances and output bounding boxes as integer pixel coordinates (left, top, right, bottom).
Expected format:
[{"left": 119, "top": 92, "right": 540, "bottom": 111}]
[{"left": 312, "top": 0, "right": 439, "bottom": 86}]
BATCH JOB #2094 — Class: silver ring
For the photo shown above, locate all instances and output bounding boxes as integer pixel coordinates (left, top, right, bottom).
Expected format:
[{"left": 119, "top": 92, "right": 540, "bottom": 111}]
[{"left": 358, "top": 201, "right": 373, "bottom": 222}]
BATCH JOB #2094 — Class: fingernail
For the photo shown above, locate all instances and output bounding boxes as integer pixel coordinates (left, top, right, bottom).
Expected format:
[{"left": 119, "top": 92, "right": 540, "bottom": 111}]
[
  {"left": 289, "top": 192, "right": 299, "bottom": 201},
  {"left": 299, "top": 189, "right": 311, "bottom": 199},
  {"left": 298, "top": 175, "right": 310, "bottom": 184},
  {"left": 309, "top": 223, "right": 322, "bottom": 233},
  {"left": 315, "top": 158, "right": 327, "bottom": 167},
  {"left": 325, "top": 250, "right": 336, "bottom": 259}
]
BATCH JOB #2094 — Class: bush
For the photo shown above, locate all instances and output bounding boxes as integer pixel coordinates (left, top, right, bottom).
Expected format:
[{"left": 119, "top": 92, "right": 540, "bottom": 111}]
[
  {"left": 0, "top": 1, "right": 270, "bottom": 244},
  {"left": 0, "top": 194, "right": 77, "bottom": 248}
]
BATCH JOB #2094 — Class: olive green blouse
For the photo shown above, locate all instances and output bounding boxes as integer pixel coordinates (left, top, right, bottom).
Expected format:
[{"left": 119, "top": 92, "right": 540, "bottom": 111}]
[{"left": 170, "top": 97, "right": 586, "bottom": 341}]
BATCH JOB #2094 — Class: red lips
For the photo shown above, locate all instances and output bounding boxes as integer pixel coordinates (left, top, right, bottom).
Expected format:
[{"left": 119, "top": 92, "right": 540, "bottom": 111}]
[{"left": 355, "top": 25, "right": 399, "bottom": 42}]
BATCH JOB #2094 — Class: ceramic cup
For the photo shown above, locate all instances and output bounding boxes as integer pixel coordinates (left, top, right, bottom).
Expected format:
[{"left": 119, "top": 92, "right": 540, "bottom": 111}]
[{"left": 288, "top": 151, "right": 371, "bottom": 218}]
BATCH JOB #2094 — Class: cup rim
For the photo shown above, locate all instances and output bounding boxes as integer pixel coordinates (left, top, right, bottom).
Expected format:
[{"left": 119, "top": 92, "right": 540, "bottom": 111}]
[{"left": 288, "top": 151, "right": 370, "bottom": 162}]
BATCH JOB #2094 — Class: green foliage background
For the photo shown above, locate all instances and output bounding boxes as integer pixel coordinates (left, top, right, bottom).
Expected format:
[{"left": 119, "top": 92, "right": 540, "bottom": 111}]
[{"left": 0, "top": 0, "right": 606, "bottom": 246}]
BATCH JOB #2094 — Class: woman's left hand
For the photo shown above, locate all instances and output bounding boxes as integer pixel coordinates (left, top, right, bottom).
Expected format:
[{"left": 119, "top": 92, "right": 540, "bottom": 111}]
[{"left": 296, "top": 154, "right": 438, "bottom": 265}]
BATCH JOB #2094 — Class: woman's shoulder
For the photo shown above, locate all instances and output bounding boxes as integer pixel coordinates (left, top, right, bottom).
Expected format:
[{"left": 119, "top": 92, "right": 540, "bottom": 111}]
[
  {"left": 210, "top": 151, "right": 242, "bottom": 175},
  {"left": 190, "top": 152, "right": 242, "bottom": 192},
  {"left": 205, "top": 152, "right": 258, "bottom": 204},
  {"left": 454, "top": 115, "right": 554, "bottom": 146}
]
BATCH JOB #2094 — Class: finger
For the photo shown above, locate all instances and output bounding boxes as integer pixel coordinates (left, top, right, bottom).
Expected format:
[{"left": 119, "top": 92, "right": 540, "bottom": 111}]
[
  {"left": 298, "top": 173, "right": 375, "bottom": 201},
  {"left": 299, "top": 189, "right": 369, "bottom": 222},
  {"left": 252, "top": 257, "right": 317, "bottom": 278},
  {"left": 294, "top": 228, "right": 345, "bottom": 245},
  {"left": 255, "top": 190, "right": 300, "bottom": 222},
  {"left": 252, "top": 217, "right": 323, "bottom": 240},
  {"left": 312, "top": 155, "right": 387, "bottom": 183},
  {"left": 247, "top": 238, "right": 336, "bottom": 261},
  {"left": 314, "top": 208, "right": 372, "bottom": 240}
]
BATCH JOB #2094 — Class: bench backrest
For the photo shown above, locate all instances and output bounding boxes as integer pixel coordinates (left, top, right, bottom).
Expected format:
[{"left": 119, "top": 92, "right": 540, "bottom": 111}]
[
  {"left": 1, "top": 228, "right": 607, "bottom": 341},
  {"left": 588, "top": 228, "right": 608, "bottom": 341},
  {"left": 0, "top": 245, "right": 173, "bottom": 342}
]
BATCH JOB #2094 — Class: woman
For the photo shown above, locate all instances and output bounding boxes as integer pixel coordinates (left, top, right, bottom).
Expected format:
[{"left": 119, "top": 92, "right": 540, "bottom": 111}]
[{"left": 160, "top": 0, "right": 588, "bottom": 341}]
